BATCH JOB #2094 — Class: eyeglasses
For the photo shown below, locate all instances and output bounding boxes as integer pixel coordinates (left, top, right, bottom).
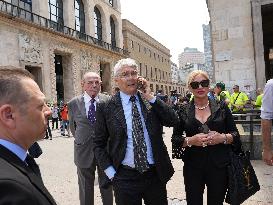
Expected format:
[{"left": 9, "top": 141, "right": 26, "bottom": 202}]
[
  {"left": 118, "top": 70, "right": 138, "bottom": 79},
  {"left": 190, "top": 79, "right": 210, "bottom": 89}
]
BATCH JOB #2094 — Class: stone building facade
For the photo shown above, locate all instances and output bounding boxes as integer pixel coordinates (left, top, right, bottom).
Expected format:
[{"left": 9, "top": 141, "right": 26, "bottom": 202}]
[
  {"left": 122, "top": 19, "right": 184, "bottom": 95},
  {"left": 171, "top": 62, "right": 179, "bottom": 84},
  {"left": 206, "top": 0, "right": 273, "bottom": 91},
  {"left": 202, "top": 23, "right": 214, "bottom": 82},
  {"left": 178, "top": 47, "right": 205, "bottom": 69},
  {"left": 0, "top": 0, "right": 127, "bottom": 103}
]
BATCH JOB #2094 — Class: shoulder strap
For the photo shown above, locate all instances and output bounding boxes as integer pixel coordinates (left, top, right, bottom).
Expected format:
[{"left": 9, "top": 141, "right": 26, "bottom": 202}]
[{"left": 234, "top": 92, "right": 241, "bottom": 104}]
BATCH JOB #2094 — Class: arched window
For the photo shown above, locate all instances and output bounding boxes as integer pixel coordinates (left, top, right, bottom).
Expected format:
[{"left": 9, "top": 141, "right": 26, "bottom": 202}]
[
  {"left": 110, "top": 17, "right": 116, "bottom": 47},
  {"left": 48, "top": 0, "right": 63, "bottom": 25},
  {"left": 94, "top": 7, "right": 102, "bottom": 40},
  {"left": 75, "top": 0, "right": 85, "bottom": 33}
]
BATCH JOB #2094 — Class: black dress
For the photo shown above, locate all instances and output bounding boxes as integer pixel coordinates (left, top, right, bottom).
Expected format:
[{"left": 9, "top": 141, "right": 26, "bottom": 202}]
[{"left": 172, "top": 99, "right": 241, "bottom": 205}]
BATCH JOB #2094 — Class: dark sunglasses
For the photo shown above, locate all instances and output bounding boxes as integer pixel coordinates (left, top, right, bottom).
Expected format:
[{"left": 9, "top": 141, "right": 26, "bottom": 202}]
[{"left": 190, "top": 79, "right": 210, "bottom": 89}]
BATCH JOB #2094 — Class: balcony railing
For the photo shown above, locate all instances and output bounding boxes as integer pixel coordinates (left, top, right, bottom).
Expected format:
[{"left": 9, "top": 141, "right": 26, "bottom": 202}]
[{"left": 0, "top": 0, "right": 129, "bottom": 56}]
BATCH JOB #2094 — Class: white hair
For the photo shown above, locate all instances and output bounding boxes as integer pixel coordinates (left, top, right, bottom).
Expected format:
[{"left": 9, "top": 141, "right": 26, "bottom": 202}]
[
  {"left": 113, "top": 58, "right": 138, "bottom": 77},
  {"left": 82, "top": 72, "right": 101, "bottom": 81}
]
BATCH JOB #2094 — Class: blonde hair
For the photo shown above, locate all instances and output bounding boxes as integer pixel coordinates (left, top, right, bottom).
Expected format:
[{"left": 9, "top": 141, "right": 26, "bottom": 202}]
[{"left": 187, "top": 70, "right": 209, "bottom": 88}]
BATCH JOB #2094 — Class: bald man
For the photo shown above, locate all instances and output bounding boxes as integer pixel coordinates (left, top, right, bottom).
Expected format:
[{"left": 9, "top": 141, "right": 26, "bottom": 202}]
[{"left": 68, "top": 72, "right": 112, "bottom": 205}]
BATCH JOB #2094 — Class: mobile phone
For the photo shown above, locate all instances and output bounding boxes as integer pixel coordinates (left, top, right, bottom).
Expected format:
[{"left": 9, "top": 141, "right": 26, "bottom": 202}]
[{"left": 137, "top": 79, "right": 144, "bottom": 90}]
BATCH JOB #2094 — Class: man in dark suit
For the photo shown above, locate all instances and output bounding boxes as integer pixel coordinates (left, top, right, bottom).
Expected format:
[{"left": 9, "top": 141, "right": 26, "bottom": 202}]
[
  {"left": 0, "top": 67, "right": 56, "bottom": 205},
  {"left": 93, "top": 58, "right": 179, "bottom": 205},
  {"left": 68, "top": 72, "right": 113, "bottom": 205}
]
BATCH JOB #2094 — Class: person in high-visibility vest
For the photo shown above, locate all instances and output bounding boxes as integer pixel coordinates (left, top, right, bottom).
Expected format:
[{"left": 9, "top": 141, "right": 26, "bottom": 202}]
[
  {"left": 254, "top": 88, "right": 263, "bottom": 109},
  {"left": 214, "top": 82, "right": 231, "bottom": 106},
  {"left": 230, "top": 85, "right": 249, "bottom": 112}
]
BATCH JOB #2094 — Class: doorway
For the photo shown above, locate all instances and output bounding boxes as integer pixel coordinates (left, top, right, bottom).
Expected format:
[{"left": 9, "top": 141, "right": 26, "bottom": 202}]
[
  {"left": 99, "top": 62, "right": 111, "bottom": 94},
  {"left": 55, "top": 55, "right": 64, "bottom": 105},
  {"left": 262, "top": 4, "right": 273, "bottom": 81},
  {"left": 25, "top": 66, "right": 42, "bottom": 91}
]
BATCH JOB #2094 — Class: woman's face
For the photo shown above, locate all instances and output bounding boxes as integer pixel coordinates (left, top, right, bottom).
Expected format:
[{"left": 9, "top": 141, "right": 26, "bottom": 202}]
[{"left": 189, "top": 74, "right": 210, "bottom": 99}]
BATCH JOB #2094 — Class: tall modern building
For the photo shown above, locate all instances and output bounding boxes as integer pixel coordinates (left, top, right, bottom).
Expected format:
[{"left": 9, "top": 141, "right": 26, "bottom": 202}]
[
  {"left": 171, "top": 62, "right": 179, "bottom": 84},
  {"left": 122, "top": 19, "right": 184, "bottom": 95},
  {"left": 206, "top": 0, "right": 273, "bottom": 91},
  {"left": 202, "top": 23, "right": 214, "bottom": 82},
  {"left": 0, "top": 0, "right": 127, "bottom": 103},
  {"left": 178, "top": 47, "right": 205, "bottom": 69}
]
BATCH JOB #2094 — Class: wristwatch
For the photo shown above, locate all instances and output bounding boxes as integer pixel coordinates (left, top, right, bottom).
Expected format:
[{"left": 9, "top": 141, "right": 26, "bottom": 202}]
[
  {"left": 223, "top": 134, "right": 228, "bottom": 144},
  {"left": 185, "top": 137, "right": 192, "bottom": 147}
]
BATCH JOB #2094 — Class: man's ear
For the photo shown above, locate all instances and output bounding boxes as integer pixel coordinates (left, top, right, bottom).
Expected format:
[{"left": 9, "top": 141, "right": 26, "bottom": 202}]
[{"left": 0, "top": 105, "right": 16, "bottom": 128}]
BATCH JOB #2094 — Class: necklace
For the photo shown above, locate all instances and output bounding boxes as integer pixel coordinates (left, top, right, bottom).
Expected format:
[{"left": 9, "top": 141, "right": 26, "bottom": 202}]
[{"left": 195, "top": 101, "right": 209, "bottom": 110}]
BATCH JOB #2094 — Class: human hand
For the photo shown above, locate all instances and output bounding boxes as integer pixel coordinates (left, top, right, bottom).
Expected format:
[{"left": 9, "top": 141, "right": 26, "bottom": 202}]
[
  {"left": 190, "top": 133, "right": 209, "bottom": 147},
  {"left": 206, "top": 131, "right": 225, "bottom": 145},
  {"left": 137, "top": 76, "right": 154, "bottom": 101},
  {"left": 262, "top": 149, "right": 273, "bottom": 166}
]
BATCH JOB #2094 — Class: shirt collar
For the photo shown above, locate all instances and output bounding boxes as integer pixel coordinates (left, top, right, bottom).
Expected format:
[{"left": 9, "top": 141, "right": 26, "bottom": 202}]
[
  {"left": 83, "top": 91, "right": 99, "bottom": 103},
  {"left": 120, "top": 91, "right": 138, "bottom": 105},
  {"left": 0, "top": 139, "right": 27, "bottom": 161}
]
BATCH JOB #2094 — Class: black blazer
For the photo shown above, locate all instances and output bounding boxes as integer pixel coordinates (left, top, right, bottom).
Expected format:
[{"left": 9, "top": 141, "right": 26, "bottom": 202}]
[
  {"left": 93, "top": 92, "right": 179, "bottom": 185},
  {"left": 0, "top": 145, "right": 56, "bottom": 205},
  {"left": 172, "top": 99, "right": 241, "bottom": 168}
]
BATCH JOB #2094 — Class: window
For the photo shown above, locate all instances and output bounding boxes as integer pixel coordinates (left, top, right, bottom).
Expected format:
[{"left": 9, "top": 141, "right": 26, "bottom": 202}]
[
  {"left": 48, "top": 0, "right": 63, "bottom": 25},
  {"left": 145, "top": 65, "right": 148, "bottom": 77},
  {"left": 11, "top": 0, "right": 32, "bottom": 10},
  {"left": 94, "top": 6, "right": 102, "bottom": 40},
  {"left": 139, "top": 63, "right": 142, "bottom": 76},
  {"left": 109, "top": 0, "right": 113, "bottom": 6},
  {"left": 131, "top": 40, "right": 134, "bottom": 49},
  {"left": 75, "top": 0, "right": 85, "bottom": 32},
  {"left": 138, "top": 44, "right": 141, "bottom": 52},
  {"left": 11, "top": 0, "right": 32, "bottom": 19},
  {"left": 110, "top": 16, "right": 116, "bottom": 47}
]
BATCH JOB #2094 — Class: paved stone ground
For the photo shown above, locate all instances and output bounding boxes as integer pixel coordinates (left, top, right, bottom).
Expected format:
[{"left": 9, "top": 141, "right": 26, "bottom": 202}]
[{"left": 37, "top": 127, "right": 273, "bottom": 205}]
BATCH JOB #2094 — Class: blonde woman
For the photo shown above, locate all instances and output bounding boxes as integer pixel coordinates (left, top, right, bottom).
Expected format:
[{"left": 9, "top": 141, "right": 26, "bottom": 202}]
[{"left": 172, "top": 70, "right": 241, "bottom": 205}]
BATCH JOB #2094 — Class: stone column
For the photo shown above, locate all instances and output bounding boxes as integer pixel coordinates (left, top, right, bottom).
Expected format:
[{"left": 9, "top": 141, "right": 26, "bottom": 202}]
[
  {"left": 63, "top": 0, "right": 75, "bottom": 29},
  {"left": 32, "top": 1, "right": 49, "bottom": 19},
  {"left": 251, "top": 0, "right": 267, "bottom": 88},
  {"left": 84, "top": 0, "right": 94, "bottom": 36}
]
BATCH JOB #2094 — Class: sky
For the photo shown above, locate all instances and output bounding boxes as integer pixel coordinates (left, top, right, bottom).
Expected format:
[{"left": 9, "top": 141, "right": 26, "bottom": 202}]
[{"left": 120, "top": 0, "right": 210, "bottom": 65}]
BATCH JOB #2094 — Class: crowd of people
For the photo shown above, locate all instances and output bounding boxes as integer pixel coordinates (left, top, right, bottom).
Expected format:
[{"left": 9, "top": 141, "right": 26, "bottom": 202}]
[{"left": 0, "top": 59, "right": 272, "bottom": 205}]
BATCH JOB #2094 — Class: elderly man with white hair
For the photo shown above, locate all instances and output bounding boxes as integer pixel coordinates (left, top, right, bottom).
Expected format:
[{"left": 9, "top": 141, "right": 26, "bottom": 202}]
[
  {"left": 68, "top": 72, "right": 113, "bottom": 205},
  {"left": 93, "top": 58, "right": 179, "bottom": 205}
]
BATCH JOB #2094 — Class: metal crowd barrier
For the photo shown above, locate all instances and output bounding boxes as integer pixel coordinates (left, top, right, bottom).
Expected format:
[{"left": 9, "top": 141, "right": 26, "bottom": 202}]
[{"left": 232, "top": 110, "right": 261, "bottom": 159}]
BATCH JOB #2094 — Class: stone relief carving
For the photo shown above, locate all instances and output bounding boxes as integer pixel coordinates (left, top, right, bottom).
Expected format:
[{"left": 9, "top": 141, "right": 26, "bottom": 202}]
[
  {"left": 81, "top": 51, "right": 94, "bottom": 70},
  {"left": 19, "top": 33, "right": 42, "bottom": 64}
]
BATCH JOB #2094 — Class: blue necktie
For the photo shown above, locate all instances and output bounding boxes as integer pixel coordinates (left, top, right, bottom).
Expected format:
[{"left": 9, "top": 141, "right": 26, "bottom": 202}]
[{"left": 88, "top": 98, "right": 96, "bottom": 124}]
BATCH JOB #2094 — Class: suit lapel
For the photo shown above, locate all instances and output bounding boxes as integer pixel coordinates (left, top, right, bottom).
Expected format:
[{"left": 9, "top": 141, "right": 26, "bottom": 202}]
[
  {"left": 112, "top": 92, "right": 127, "bottom": 130},
  {"left": 0, "top": 145, "right": 56, "bottom": 204},
  {"left": 77, "top": 95, "right": 88, "bottom": 119}
]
